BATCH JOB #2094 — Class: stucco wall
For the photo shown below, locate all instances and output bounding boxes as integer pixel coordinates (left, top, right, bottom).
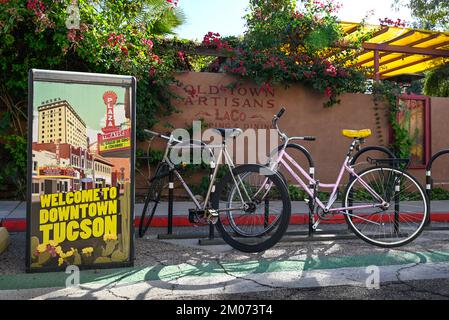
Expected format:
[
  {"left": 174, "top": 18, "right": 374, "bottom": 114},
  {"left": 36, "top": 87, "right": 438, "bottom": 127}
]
[
  {"left": 135, "top": 72, "right": 449, "bottom": 198},
  {"left": 136, "top": 72, "right": 393, "bottom": 194},
  {"left": 427, "top": 97, "right": 449, "bottom": 189}
]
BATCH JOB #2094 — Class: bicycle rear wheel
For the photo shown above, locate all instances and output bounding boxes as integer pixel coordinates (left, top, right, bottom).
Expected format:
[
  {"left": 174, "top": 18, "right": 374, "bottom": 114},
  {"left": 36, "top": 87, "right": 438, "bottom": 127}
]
[
  {"left": 343, "top": 166, "right": 428, "bottom": 247},
  {"left": 138, "top": 162, "right": 170, "bottom": 237},
  {"left": 212, "top": 164, "right": 291, "bottom": 253}
]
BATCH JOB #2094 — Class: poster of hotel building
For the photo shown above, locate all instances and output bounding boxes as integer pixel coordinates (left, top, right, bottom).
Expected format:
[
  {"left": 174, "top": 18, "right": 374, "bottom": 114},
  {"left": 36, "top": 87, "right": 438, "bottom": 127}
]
[{"left": 26, "top": 69, "right": 136, "bottom": 272}]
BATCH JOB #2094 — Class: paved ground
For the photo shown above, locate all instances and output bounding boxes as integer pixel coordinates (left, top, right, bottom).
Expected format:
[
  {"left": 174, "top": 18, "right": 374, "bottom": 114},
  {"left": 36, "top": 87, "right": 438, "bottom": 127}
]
[{"left": 2, "top": 224, "right": 449, "bottom": 300}]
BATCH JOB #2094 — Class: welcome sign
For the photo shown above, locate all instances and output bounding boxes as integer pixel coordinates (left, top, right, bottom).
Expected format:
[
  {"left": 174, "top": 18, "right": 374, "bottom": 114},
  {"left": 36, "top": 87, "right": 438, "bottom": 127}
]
[{"left": 26, "top": 69, "right": 136, "bottom": 272}]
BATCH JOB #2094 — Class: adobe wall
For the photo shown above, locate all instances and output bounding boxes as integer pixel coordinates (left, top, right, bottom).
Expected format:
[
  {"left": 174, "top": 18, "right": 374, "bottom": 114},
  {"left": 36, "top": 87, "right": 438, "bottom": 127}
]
[
  {"left": 426, "top": 97, "right": 449, "bottom": 188},
  {"left": 136, "top": 72, "right": 392, "bottom": 195}
]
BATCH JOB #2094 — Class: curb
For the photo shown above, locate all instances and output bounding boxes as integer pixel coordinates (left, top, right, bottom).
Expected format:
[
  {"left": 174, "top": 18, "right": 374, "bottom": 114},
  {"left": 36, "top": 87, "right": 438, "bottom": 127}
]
[
  {"left": 2, "top": 213, "right": 449, "bottom": 232},
  {"left": 0, "top": 227, "right": 11, "bottom": 254}
]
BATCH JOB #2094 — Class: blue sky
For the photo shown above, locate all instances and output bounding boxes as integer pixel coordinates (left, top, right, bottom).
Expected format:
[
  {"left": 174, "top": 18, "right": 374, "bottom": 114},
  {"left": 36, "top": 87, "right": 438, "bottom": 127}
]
[{"left": 174, "top": 0, "right": 412, "bottom": 40}]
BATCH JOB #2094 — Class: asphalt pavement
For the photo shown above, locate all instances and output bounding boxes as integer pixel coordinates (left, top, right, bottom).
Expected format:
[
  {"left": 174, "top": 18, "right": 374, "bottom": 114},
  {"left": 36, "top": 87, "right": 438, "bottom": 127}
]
[{"left": 2, "top": 224, "right": 449, "bottom": 300}]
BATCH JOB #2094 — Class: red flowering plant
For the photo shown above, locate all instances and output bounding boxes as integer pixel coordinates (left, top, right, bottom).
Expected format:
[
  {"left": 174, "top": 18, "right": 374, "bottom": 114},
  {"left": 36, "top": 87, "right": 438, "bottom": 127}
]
[
  {"left": 379, "top": 17, "right": 408, "bottom": 28},
  {"left": 0, "top": 0, "right": 188, "bottom": 198},
  {"left": 202, "top": 0, "right": 370, "bottom": 107}
]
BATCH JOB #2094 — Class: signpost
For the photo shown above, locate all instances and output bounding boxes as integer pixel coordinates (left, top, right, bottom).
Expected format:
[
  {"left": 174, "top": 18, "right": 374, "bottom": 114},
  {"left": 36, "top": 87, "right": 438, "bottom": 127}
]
[{"left": 26, "top": 69, "right": 136, "bottom": 272}]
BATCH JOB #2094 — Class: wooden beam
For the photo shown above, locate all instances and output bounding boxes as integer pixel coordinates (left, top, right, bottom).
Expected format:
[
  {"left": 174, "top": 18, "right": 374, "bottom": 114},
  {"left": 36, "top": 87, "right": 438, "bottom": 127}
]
[
  {"left": 328, "top": 27, "right": 390, "bottom": 61},
  {"left": 374, "top": 50, "right": 380, "bottom": 81},
  {"left": 360, "top": 42, "right": 449, "bottom": 56},
  {"left": 378, "top": 40, "right": 449, "bottom": 67},
  {"left": 378, "top": 56, "right": 436, "bottom": 76},
  {"left": 356, "top": 33, "right": 442, "bottom": 66},
  {"left": 345, "top": 25, "right": 359, "bottom": 35},
  {"left": 371, "top": 27, "right": 391, "bottom": 39},
  {"left": 399, "top": 33, "right": 440, "bottom": 46}
]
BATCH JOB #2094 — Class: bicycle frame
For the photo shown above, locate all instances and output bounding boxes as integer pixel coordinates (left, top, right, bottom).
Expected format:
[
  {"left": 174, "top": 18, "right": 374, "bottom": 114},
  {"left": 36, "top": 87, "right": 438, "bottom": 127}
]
[
  {"left": 271, "top": 142, "right": 386, "bottom": 215},
  {"left": 266, "top": 108, "right": 389, "bottom": 222},
  {"left": 155, "top": 134, "right": 250, "bottom": 212}
]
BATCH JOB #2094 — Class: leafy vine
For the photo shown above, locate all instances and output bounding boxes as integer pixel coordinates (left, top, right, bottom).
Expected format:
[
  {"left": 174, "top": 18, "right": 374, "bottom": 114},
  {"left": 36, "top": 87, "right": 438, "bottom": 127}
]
[{"left": 372, "top": 81, "right": 412, "bottom": 159}]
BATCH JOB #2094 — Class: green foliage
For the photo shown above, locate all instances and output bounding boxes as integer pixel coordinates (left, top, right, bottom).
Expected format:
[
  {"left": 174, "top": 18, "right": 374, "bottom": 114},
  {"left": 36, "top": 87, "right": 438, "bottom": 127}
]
[
  {"left": 407, "top": 79, "right": 424, "bottom": 95},
  {"left": 0, "top": 0, "right": 187, "bottom": 199},
  {"left": 288, "top": 184, "right": 330, "bottom": 201},
  {"left": 430, "top": 187, "right": 449, "bottom": 200},
  {"left": 424, "top": 64, "right": 449, "bottom": 97},
  {"left": 394, "top": 0, "right": 449, "bottom": 30},
  {"left": 203, "top": 0, "right": 370, "bottom": 107},
  {"left": 0, "top": 134, "right": 27, "bottom": 198},
  {"left": 373, "top": 81, "right": 413, "bottom": 159},
  {"left": 188, "top": 166, "right": 228, "bottom": 197},
  {"left": 244, "top": 0, "right": 296, "bottom": 51},
  {"left": 136, "top": 148, "right": 164, "bottom": 167},
  {"left": 288, "top": 185, "right": 306, "bottom": 201}
]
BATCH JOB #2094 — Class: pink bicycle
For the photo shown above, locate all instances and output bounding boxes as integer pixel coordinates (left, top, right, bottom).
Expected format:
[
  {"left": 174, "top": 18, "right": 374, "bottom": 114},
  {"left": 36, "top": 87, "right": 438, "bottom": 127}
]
[{"left": 268, "top": 108, "right": 429, "bottom": 248}]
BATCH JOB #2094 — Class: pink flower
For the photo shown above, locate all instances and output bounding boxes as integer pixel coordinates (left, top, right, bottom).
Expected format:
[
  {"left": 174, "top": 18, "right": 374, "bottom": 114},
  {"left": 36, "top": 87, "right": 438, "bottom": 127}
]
[
  {"left": 177, "top": 51, "right": 185, "bottom": 61},
  {"left": 324, "top": 64, "right": 337, "bottom": 77},
  {"left": 261, "top": 82, "right": 273, "bottom": 95},
  {"left": 202, "top": 32, "right": 224, "bottom": 49},
  {"left": 152, "top": 54, "right": 161, "bottom": 64},
  {"left": 121, "top": 46, "right": 129, "bottom": 55},
  {"left": 167, "top": 0, "right": 179, "bottom": 6},
  {"left": 303, "top": 71, "right": 313, "bottom": 79},
  {"left": 142, "top": 38, "right": 154, "bottom": 49},
  {"left": 325, "top": 87, "right": 332, "bottom": 98},
  {"left": 27, "top": 0, "right": 45, "bottom": 17},
  {"left": 149, "top": 67, "right": 156, "bottom": 78},
  {"left": 67, "top": 29, "right": 77, "bottom": 42}
]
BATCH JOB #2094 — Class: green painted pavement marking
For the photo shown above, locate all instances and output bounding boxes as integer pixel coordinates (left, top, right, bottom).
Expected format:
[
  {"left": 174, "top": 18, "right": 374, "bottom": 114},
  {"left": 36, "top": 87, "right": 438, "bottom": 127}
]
[{"left": 1, "top": 249, "right": 449, "bottom": 290}]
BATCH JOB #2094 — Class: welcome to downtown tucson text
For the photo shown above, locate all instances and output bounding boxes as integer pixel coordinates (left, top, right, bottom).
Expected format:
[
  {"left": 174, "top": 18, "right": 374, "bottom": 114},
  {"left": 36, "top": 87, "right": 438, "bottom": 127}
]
[{"left": 37, "top": 187, "right": 120, "bottom": 243}]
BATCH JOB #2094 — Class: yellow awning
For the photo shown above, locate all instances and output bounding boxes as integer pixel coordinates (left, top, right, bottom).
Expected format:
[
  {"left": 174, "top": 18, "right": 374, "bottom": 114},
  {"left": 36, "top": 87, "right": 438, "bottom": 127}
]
[{"left": 340, "top": 22, "right": 449, "bottom": 79}]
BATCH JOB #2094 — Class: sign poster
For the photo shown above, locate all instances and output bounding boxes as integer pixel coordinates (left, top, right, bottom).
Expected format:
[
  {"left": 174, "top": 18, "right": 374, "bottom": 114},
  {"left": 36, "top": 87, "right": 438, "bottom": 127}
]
[{"left": 26, "top": 70, "right": 136, "bottom": 272}]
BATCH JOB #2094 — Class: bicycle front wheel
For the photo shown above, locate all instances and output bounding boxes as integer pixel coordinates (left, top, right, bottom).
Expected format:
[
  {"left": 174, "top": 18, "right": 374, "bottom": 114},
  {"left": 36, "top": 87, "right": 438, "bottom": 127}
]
[
  {"left": 212, "top": 164, "right": 291, "bottom": 253},
  {"left": 343, "top": 166, "right": 428, "bottom": 247}
]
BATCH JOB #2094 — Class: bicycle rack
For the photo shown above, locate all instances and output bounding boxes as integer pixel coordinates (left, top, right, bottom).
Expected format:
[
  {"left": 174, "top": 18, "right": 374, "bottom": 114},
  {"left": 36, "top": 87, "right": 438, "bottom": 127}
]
[
  {"left": 425, "top": 149, "right": 449, "bottom": 231},
  {"left": 157, "top": 160, "right": 216, "bottom": 241},
  {"left": 154, "top": 145, "right": 436, "bottom": 247}
]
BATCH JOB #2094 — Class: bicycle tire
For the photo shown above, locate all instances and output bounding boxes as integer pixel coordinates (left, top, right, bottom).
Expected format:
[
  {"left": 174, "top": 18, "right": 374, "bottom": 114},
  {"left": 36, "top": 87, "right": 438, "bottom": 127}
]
[
  {"left": 224, "top": 169, "right": 288, "bottom": 238},
  {"left": 350, "top": 146, "right": 396, "bottom": 167},
  {"left": 342, "top": 166, "right": 429, "bottom": 248},
  {"left": 138, "top": 162, "right": 170, "bottom": 237},
  {"left": 212, "top": 164, "right": 291, "bottom": 253}
]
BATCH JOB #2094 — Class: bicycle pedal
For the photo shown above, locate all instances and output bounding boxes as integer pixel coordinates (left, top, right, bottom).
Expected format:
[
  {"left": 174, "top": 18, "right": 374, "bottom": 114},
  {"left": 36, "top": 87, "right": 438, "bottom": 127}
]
[
  {"left": 188, "top": 209, "right": 209, "bottom": 226},
  {"left": 189, "top": 209, "right": 203, "bottom": 224},
  {"left": 206, "top": 209, "right": 218, "bottom": 225},
  {"left": 188, "top": 209, "right": 218, "bottom": 225}
]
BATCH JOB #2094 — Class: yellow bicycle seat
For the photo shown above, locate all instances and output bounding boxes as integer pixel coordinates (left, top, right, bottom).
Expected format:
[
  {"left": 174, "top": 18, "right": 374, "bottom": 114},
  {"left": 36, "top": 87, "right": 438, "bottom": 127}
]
[{"left": 342, "top": 129, "right": 372, "bottom": 139}]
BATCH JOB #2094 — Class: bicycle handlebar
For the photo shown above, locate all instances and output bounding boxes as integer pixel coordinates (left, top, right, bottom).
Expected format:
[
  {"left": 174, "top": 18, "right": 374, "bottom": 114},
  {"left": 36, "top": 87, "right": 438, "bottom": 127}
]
[
  {"left": 303, "top": 136, "right": 316, "bottom": 141},
  {"left": 272, "top": 108, "right": 316, "bottom": 142},
  {"left": 144, "top": 129, "right": 161, "bottom": 138},
  {"left": 276, "top": 107, "right": 286, "bottom": 119},
  {"left": 144, "top": 129, "right": 175, "bottom": 142}
]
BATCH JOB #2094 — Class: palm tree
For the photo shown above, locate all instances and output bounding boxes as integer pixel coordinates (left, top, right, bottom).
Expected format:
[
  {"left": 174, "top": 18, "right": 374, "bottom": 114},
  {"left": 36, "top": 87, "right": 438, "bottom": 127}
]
[{"left": 91, "top": 0, "right": 186, "bottom": 36}]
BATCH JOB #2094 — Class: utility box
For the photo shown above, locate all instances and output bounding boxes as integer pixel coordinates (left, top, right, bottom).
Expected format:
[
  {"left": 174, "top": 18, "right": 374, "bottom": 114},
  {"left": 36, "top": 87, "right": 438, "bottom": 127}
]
[
  {"left": 0, "top": 227, "right": 10, "bottom": 255},
  {"left": 26, "top": 69, "right": 136, "bottom": 272}
]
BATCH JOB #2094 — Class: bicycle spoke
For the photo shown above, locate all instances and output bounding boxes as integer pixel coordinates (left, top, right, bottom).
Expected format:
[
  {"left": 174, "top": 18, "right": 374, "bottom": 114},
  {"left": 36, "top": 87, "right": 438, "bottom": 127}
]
[{"left": 344, "top": 167, "right": 427, "bottom": 247}]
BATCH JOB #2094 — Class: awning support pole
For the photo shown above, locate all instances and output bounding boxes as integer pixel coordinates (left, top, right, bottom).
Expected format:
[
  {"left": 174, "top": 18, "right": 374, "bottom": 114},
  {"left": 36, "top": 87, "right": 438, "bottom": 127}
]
[{"left": 374, "top": 49, "right": 380, "bottom": 82}]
